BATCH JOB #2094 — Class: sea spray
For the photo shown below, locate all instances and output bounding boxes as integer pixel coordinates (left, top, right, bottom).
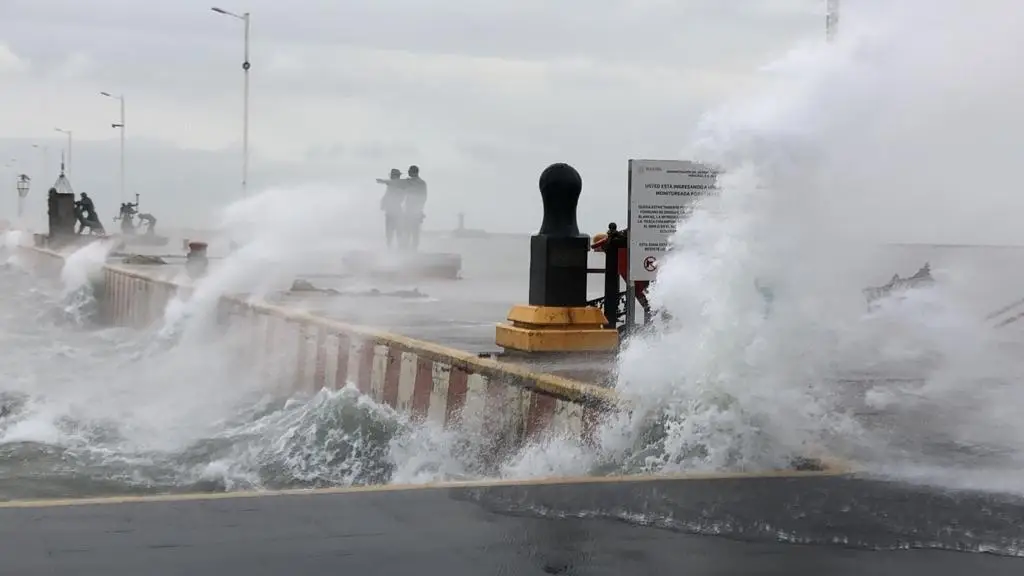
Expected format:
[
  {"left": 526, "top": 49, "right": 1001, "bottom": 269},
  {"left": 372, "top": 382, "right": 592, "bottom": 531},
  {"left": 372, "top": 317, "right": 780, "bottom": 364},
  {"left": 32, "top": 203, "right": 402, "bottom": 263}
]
[
  {"left": 506, "top": 0, "right": 1024, "bottom": 490},
  {"left": 611, "top": 0, "right": 1024, "bottom": 487},
  {"left": 57, "top": 239, "right": 116, "bottom": 326}
]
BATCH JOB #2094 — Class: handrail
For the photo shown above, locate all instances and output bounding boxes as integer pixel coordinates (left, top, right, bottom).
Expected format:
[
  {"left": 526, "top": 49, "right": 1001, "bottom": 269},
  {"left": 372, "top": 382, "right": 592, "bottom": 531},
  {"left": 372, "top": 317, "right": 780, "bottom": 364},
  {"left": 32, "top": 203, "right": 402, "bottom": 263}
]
[{"left": 985, "top": 295, "right": 1024, "bottom": 322}]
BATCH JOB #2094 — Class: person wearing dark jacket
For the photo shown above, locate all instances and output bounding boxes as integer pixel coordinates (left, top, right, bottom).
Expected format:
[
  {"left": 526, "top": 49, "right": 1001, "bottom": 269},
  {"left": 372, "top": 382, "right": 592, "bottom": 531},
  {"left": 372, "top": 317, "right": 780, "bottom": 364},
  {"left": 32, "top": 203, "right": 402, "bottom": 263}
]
[
  {"left": 377, "top": 168, "right": 405, "bottom": 248},
  {"left": 401, "top": 165, "right": 427, "bottom": 250}
]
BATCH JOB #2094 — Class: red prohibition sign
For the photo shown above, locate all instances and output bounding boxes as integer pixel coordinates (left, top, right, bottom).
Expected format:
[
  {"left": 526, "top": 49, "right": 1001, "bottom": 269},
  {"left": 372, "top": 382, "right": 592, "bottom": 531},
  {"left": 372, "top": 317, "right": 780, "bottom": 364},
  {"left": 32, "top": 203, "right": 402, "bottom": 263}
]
[{"left": 643, "top": 256, "right": 658, "bottom": 272}]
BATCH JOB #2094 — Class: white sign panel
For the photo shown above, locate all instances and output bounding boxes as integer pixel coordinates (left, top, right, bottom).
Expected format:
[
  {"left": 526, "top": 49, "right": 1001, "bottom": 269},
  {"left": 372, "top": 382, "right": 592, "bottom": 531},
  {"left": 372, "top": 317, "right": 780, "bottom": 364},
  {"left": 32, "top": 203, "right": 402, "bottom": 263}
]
[{"left": 628, "top": 159, "right": 718, "bottom": 282}]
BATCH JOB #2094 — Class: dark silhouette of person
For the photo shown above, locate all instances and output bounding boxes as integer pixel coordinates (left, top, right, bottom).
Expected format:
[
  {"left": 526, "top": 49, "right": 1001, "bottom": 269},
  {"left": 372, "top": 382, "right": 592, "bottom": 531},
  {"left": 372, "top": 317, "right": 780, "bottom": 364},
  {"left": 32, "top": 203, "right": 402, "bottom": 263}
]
[
  {"left": 376, "top": 168, "right": 405, "bottom": 248},
  {"left": 73, "top": 200, "right": 86, "bottom": 234},
  {"left": 402, "top": 165, "right": 427, "bottom": 251},
  {"left": 137, "top": 213, "right": 157, "bottom": 235},
  {"left": 118, "top": 202, "right": 138, "bottom": 234},
  {"left": 76, "top": 193, "right": 104, "bottom": 235},
  {"left": 79, "top": 192, "right": 95, "bottom": 217},
  {"left": 591, "top": 229, "right": 650, "bottom": 314}
]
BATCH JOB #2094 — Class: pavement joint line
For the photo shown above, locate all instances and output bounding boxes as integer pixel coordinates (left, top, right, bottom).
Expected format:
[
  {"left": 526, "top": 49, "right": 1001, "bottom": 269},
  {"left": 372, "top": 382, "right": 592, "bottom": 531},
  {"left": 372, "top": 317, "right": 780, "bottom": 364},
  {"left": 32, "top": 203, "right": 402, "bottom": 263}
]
[{"left": 0, "top": 469, "right": 853, "bottom": 509}]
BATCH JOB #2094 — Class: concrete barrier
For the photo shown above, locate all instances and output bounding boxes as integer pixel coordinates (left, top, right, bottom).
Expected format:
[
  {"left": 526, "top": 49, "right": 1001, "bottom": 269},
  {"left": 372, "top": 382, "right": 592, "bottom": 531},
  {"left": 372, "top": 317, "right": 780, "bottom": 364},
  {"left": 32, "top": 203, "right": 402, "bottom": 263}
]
[
  {"left": 13, "top": 243, "right": 844, "bottom": 472},
  {"left": 15, "top": 244, "right": 618, "bottom": 456}
]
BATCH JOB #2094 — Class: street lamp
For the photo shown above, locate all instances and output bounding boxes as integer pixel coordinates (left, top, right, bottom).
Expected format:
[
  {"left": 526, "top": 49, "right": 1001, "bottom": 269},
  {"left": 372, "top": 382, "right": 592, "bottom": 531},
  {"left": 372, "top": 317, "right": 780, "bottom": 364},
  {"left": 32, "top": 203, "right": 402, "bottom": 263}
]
[
  {"left": 15, "top": 174, "right": 29, "bottom": 220},
  {"left": 826, "top": 0, "right": 839, "bottom": 42},
  {"left": 211, "top": 6, "right": 251, "bottom": 199},
  {"left": 54, "top": 128, "right": 72, "bottom": 176},
  {"left": 101, "top": 91, "right": 126, "bottom": 203}
]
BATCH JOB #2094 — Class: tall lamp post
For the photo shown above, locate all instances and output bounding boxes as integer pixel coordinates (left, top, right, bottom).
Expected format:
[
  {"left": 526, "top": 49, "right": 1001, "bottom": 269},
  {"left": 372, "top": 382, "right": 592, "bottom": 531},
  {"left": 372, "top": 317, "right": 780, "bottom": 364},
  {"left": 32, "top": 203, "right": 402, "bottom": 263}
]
[
  {"left": 826, "top": 0, "right": 839, "bottom": 42},
  {"left": 15, "top": 174, "right": 29, "bottom": 220},
  {"left": 54, "top": 128, "right": 73, "bottom": 177},
  {"left": 101, "top": 91, "right": 126, "bottom": 203},
  {"left": 211, "top": 6, "right": 251, "bottom": 199}
]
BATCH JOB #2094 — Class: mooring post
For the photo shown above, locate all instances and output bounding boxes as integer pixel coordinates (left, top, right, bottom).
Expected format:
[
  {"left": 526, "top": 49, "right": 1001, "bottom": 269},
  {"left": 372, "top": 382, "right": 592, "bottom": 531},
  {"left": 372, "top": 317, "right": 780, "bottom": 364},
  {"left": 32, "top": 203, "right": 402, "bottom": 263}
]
[
  {"left": 185, "top": 241, "right": 209, "bottom": 279},
  {"left": 495, "top": 163, "right": 618, "bottom": 353},
  {"left": 528, "top": 163, "right": 589, "bottom": 306}
]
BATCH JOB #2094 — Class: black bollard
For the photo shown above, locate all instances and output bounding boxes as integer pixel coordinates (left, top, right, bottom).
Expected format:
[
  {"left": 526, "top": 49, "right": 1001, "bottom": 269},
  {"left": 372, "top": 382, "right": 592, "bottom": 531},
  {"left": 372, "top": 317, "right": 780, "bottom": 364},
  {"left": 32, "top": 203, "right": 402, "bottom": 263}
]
[
  {"left": 495, "top": 163, "right": 618, "bottom": 353},
  {"left": 185, "top": 241, "right": 209, "bottom": 279},
  {"left": 528, "top": 163, "right": 589, "bottom": 307}
]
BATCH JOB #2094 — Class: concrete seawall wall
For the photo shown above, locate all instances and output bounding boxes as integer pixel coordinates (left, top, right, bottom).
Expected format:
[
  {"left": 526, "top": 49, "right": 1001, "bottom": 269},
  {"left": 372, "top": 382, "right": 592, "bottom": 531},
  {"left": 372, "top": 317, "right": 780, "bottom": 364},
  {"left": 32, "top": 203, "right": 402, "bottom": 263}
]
[{"left": 15, "top": 244, "right": 617, "bottom": 456}]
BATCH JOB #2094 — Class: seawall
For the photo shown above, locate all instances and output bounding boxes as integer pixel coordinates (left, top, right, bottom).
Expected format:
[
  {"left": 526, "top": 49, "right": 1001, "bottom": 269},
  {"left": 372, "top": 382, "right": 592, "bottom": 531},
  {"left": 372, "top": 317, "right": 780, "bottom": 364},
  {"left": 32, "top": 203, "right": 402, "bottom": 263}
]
[
  {"left": 14, "top": 243, "right": 617, "bottom": 459},
  {"left": 25, "top": 241, "right": 1024, "bottom": 569},
  {"left": 12, "top": 241, "right": 841, "bottom": 473}
]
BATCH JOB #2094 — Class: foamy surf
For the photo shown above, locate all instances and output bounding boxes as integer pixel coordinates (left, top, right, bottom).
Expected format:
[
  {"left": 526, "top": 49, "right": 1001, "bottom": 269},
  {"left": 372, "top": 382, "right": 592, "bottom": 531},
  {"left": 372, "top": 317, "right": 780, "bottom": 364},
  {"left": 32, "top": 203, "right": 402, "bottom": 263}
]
[
  {"left": 501, "top": 0, "right": 1024, "bottom": 494},
  {"left": 0, "top": 244, "right": 495, "bottom": 500}
]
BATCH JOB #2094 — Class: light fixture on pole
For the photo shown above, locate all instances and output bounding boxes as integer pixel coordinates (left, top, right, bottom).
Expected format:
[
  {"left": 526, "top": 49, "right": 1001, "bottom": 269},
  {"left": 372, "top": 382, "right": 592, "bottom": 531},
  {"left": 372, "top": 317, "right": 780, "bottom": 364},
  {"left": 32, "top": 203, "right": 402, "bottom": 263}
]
[
  {"left": 826, "top": 0, "right": 839, "bottom": 43},
  {"left": 211, "top": 6, "right": 251, "bottom": 199},
  {"left": 54, "top": 128, "right": 73, "bottom": 177},
  {"left": 15, "top": 174, "right": 30, "bottom": 220},
  {"left": 101, "top": 91, "right": 126, "bottom": 203}
]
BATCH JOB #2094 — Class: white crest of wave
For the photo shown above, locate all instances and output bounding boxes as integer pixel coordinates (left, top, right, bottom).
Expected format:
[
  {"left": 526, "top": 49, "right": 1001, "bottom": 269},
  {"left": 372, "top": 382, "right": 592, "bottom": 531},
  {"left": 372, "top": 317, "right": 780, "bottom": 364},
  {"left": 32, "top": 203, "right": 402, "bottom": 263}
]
[
  {"left": 60, "top": 240, "right": 116, "bottom": 295},
  {"left": 2, "top": 230, "right": 25, "bottom": 250},
  {"left": 511, "top": 0, "right": 1024, "bottom": 491},
  {"left": 616, "top": 0, "right": 1024, "bottom": 484},
  {"left": 2, "top": 230, "right": 27, "bottom": 267},
  {"left": 163, "top": 184, "right": 380, "bottom": 330},
  {"left": 0, "top": 182, "right": 481, "bottom": 491}
]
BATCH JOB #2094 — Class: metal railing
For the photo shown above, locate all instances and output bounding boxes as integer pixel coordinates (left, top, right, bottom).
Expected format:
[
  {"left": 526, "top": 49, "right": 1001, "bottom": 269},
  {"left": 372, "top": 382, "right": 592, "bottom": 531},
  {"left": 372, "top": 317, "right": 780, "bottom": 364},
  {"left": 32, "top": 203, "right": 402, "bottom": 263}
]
[{"left": 585, "top": 222, "right": 627, "bottom": 330}]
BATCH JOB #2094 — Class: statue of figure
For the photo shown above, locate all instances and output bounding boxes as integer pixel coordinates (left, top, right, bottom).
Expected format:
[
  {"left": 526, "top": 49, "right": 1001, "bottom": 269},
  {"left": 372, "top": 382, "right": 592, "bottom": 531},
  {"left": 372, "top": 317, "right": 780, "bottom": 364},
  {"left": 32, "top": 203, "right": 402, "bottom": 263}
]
[
  {"left": 376, "top": 168, "right": 406, "bottom": 249},
  {"left": 137, "top": 213, "right": 157, "bottom": 236},
  {"left": 75, "top": 193, "right": 105, "bottom": 235},
  {"left": 118, "top": 202, "right": 138, "bottom": 234},
  {"left": 401, "top": 165, "right": 427, "bottom": 251}
]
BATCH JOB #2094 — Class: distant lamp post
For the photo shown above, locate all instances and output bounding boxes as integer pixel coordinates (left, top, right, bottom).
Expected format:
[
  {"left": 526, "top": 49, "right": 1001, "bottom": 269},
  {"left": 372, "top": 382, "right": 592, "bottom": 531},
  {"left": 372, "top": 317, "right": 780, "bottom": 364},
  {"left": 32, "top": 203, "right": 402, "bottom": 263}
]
[
  {"left": 826, "top": 0, "right": 839, "bottom": 42},
  {"left": 211, "top": 6, "right": 251, "bottom": 199},
  {"left": 100, "top": 91, "right": 126, "bottom": 203},
  {"left": 16, "top": 174, "right": 30, "bottom": 219}
]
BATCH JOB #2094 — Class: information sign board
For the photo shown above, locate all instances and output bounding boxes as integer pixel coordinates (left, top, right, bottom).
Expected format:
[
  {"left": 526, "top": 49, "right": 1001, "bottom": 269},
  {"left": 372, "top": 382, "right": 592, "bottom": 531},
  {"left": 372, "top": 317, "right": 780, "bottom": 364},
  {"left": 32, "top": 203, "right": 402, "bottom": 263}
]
[{"left": 627, "top": 159, "right": 718, "bottom": 282}]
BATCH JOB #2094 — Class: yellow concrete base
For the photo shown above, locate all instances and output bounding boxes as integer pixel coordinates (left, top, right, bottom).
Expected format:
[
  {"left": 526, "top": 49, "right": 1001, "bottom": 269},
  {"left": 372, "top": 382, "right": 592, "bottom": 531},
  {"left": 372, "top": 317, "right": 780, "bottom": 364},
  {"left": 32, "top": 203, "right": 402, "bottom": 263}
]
[{"left": 495, "top": 305, "right": 619, "bottom": 353}]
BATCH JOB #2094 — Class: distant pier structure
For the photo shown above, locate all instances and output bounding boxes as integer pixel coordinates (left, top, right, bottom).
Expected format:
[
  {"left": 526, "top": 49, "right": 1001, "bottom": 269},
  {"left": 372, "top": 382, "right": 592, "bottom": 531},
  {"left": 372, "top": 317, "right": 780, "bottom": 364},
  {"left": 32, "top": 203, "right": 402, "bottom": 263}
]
[
  {"left": 451, "top": 212, "right": 489, "bottom": 239},
  {"left": 42, "top": 162, "right": 80, "bottom": 249}
]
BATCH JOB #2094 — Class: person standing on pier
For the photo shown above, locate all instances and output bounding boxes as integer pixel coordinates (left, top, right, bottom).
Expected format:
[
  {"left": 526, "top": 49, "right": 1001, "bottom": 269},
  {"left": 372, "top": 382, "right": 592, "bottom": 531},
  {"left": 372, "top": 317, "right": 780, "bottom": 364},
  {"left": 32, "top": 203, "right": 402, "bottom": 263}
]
[
  {"left": 377, "top": 168, "right": 406, "bottom": 249},
  {"left": 402, "top": 165, "right": 427, "bottom": 251},
  {"left": 590, "top": 229, "right": 650, "bottom": 316}
]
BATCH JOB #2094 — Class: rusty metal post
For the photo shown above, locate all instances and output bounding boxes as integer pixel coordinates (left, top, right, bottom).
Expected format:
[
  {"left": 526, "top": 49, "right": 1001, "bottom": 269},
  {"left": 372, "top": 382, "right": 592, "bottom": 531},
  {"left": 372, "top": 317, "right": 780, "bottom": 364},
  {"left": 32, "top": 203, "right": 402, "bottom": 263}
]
[{"left": 603, "top": 222, "right": 623, "bottom": 329}]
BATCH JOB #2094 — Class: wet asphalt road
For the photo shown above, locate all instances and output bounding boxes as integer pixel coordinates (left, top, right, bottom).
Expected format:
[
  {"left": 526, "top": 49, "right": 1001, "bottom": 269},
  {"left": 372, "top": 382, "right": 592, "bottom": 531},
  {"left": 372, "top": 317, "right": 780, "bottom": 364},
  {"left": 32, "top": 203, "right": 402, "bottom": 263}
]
[{"left": 3, "top": 473, "right": 1023, "bottom": 575}]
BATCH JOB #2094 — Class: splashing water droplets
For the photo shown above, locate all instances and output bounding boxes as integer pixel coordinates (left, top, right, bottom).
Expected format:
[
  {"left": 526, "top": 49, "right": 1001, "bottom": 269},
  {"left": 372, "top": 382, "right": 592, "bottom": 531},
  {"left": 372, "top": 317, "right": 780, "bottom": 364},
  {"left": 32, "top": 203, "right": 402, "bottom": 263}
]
[{"left": 604, "top": 0, "right": 1024, "bottom": 488}]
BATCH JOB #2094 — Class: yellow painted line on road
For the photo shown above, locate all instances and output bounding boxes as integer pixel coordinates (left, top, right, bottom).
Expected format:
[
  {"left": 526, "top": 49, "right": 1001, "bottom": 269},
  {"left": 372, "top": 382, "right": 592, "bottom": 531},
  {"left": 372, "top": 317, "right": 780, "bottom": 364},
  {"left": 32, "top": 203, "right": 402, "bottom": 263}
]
[{"left": 0, "top": 467, "right": 853, "bottom": 510}]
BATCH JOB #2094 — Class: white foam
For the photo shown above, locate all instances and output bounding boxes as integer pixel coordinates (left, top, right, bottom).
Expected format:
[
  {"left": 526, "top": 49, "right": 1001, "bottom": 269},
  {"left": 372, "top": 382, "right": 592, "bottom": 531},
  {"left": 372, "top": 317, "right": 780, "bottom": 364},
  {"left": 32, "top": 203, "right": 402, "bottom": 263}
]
[
  {"left": 508, "top": 0, "right": 1024, "bottom": 491},
  {"left": 608, "top": 0, "right": 1024, "bottom": 487},
  {"left": 60, "top": 239, "right": 116, "bottom": 295}
]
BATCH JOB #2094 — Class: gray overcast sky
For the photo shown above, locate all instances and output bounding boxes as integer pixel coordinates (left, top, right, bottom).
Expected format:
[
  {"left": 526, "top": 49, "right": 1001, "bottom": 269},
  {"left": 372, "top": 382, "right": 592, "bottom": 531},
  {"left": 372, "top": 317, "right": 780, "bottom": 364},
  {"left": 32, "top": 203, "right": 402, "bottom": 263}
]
[{"left": 0, "top": 0, "right": 824, "bottom": 232}]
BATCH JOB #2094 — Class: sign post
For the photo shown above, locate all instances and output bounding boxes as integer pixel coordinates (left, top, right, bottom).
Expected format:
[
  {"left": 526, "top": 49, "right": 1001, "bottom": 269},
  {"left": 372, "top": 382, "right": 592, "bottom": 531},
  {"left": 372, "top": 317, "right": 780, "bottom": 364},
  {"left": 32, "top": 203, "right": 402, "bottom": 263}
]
[{"left": 626, "top": 159, "right": 719, "bottom": 328}]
